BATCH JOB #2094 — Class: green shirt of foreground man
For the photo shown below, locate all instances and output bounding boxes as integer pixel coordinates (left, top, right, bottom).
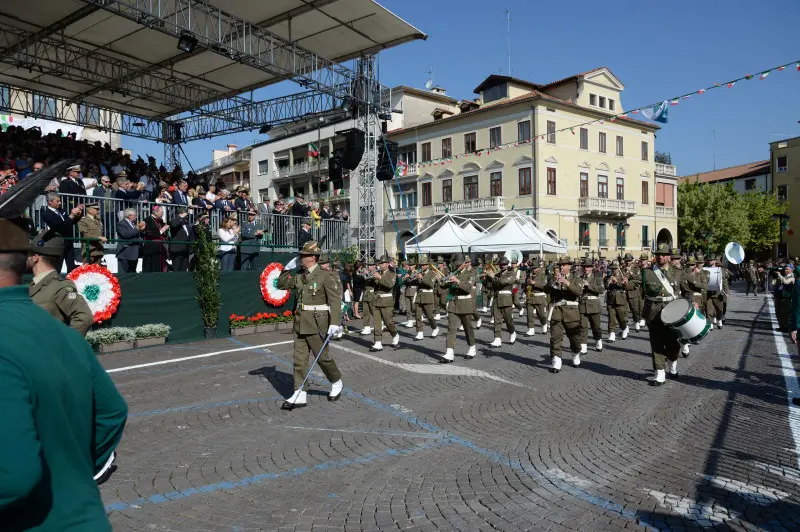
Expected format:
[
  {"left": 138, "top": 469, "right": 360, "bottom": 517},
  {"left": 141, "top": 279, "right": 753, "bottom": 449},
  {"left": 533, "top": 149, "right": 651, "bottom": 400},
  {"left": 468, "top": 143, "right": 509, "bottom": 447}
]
[{"left": 0, "top": 219, "right": 128, "bottom": 531}]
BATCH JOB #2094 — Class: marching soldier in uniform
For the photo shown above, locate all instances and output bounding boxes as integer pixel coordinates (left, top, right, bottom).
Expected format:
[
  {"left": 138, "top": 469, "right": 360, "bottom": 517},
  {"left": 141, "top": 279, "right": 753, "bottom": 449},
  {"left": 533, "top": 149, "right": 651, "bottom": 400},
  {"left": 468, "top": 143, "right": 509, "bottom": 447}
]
[
  {"left": 622, "top": 252, "right": 643, "bottom": 332},
  {"left": 485, "top": 257, "right": 517, "bottom": 347},
  {"left": 605, "top": 262, "right": 628, "bottom": 342},
  {"left": 548, "top": 256, "right": 583, "bottom": 372},
  {"left": 27, "top": 233, "right": 94, "bottom": 336},
  {"left": 435, "top": 255, "right": 449, "bottom": 321},
  {"left": 369, "top": 255, "right": 400, "bottom": 351},
  {"left": 276, "top": 241, "right": 344, "bottom": 409},
  {"left": 642, "top": 243, "right": 682, "bottom": 385},
  {"left": 706, "top": 255, "right": 726, "bottom": 329},
  {"left": 578, "top": 257, "right": 605, "bottom": 356},
  {"left": 442, "top": 253, "right": 477, "bottom": 363},
  {"left": 746, "top": 260, "right": 760, "bottom": 296},
  {"left": 525, "top": 258, "right": 549, "bottom": 336},
  {"left": 77, "top": 203, "right": 107, "bottom": 264},
  {"left": 402, "top": 260, "right": 418, "bottom": 328},
  {"left": 511, "top": 255, "right": 524, "bottom": 315},
  {"left": 718, "top": 255, "right": 731, "bottom": 324},
  {"left": 637, "top": 252, "right": 649, "bottom": 322},
  {"left": 414, "top": 256, "right": 440, "bottom": 340},
  {"left": 680, "top": 256, "right": 708, "bottom": 357},
  {"left": 360, "top": 258, "right": 376, "bottom": 336}
]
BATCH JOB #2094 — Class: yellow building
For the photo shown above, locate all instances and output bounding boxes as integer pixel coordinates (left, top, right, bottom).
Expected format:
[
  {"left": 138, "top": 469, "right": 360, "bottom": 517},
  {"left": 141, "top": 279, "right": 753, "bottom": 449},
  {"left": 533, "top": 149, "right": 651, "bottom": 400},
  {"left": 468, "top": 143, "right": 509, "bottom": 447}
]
[
  {"left": 384, "top": 68, "right": 678, "bottom": 258},
  {"left": 770, "top": 136, "right": 800, "bottom": 258}
]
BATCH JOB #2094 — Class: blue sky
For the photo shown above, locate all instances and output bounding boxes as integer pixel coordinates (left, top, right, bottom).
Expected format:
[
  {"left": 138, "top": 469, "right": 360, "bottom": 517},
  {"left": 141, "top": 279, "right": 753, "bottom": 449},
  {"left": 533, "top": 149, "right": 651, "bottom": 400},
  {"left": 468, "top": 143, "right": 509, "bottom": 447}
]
[{"left": 123, "top": 0, "right": 800, "bottom": 176}]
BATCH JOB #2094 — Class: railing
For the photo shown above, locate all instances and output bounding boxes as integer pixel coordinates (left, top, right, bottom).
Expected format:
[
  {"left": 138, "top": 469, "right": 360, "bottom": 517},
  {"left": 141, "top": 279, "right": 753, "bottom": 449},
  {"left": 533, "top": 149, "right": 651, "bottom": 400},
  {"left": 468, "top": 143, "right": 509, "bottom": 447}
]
[
  {"left": 386, "top": 207, "right": 418, "bottom": 221},
  {"left": 273, "top": 158, "right": 329, "bottom": 179},
  {"left": 29, "top": 193, "right": 350, "bottom": 253},
  {"left": 434, "top": 196, "right": 505, "bottom": 215},
  {"left": 577, "top": 196, "right": 637, "bottom": 217},
  {"left": 196, "top": 149, "right": 252, "bottom": 174},
  {"left": 655, "top": 163, "right": 677, "bottom": 177},
  {"left": 395, "top": 162, "right": 419, "bottom": 177},
  {"left": 598, "top": 238, "right": 609, "bottom": 248},
  {"left": 655, "top": 205, "right": 675, "bottom": 217}
]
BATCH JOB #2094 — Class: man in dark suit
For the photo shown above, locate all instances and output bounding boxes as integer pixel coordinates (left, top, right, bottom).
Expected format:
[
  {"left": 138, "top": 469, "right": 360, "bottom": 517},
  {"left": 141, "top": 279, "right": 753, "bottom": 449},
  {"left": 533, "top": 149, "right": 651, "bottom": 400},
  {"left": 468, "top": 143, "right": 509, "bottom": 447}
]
[
  {"left": 239, "top": 209, "right": 264, "bottom": 270},
  {"left": 168, "top": 207, "right": 193, "bottom": 272},
  {"left": 115, "top": 208, "right": 143, "bottom": 273},
  {"left": 41, "top": 192, "right": 83, "bottom": 272},
  {"left": 291, "top": 194, "right": 309, "bottom": 217},
  {"left": 142, "top": 205, "right": 169, "bottom": 272},
  {"left": 234, "top": 187, "right": 253, "bottom": 211},
  {"left": 114, "top": 177, "right": 144, "bottom": 201},
  {"left": 58, "top": 164, "right": 87, "bottom": 196},
  {"left": 172, "top": 179, "right": 189, "bottom": 206},
  {"left": 298, "top": 217, "right": 313, "bottom": 251},
  {"left": 214, "top": 190, "right": 235, "bottom": 212}
]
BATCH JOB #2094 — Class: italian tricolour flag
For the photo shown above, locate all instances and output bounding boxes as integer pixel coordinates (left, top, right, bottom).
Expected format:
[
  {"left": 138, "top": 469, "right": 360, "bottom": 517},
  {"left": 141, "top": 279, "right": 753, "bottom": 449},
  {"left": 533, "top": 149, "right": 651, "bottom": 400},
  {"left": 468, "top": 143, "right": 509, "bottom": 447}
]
[{"left": 308, "top": 142, "right": 319, "bottom": 158}]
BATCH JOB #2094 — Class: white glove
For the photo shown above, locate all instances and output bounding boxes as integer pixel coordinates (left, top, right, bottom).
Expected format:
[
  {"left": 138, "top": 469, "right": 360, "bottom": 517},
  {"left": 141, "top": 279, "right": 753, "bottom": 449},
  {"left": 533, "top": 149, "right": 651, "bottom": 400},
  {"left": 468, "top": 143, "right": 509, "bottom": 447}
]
[
  {"left": 327, "top": 325, "right": 342, "bottom": 336},
  {"left": 285, "top": 256, "right": 299, "bottom": 270}
]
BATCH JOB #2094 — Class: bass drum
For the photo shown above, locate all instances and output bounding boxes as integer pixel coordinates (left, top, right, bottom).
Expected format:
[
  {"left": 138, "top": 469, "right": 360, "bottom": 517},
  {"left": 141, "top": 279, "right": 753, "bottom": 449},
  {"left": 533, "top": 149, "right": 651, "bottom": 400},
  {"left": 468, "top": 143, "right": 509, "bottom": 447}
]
[{"left": 661, "top": 298, "right": 709, "bottom": 344}]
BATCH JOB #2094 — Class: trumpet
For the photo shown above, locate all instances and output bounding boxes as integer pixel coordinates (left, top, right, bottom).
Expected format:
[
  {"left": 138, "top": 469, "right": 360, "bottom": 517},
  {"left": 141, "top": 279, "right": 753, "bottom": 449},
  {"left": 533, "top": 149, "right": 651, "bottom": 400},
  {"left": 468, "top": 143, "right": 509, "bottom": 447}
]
[{"left": 429, "top": 264, "right": 446, "bottom": 279}]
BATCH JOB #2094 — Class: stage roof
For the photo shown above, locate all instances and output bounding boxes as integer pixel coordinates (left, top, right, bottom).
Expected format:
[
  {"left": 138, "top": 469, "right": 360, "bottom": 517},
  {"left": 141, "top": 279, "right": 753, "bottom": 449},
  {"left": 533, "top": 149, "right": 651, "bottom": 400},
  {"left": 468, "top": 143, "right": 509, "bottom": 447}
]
[{"left": 0, "top": 0, "right": 426, "bottom": 120}]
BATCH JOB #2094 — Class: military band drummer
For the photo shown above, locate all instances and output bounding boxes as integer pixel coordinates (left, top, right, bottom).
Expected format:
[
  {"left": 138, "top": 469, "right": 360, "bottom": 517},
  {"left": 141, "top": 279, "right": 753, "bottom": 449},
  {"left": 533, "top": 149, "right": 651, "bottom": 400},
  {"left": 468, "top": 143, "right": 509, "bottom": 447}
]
[{"left": 641, "top": 243, "right": 682, "bottom": 385}]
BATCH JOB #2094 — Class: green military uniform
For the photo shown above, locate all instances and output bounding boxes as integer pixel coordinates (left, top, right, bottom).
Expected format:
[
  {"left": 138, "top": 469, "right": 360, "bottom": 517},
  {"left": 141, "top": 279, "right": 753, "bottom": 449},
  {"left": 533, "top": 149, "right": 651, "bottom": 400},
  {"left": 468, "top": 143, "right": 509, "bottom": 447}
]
[
  {"left": 637, "top": 253, "right": 649, "bottom": 319},
  {"left": 679, "top": 257, "right": 708, "bottom": 357},
  {"left": 415, "top": 258, "right": 439, "bottom": 339},
  {"left": 622, "top": 253, "right": 643, "bottom": 330},
  {"left": 435, "top": 257, "right": 449, "bottom": 318},
  {"left": 525, "top": 261, "right": 548, "bottom": 335},
  {"left": 276, "top": 241, "right": 343, "bottom": 409},
  {"left": 442, "top": 253, "right": 477, "bottom": 362},
  {"left": 396, "top": 262, "right": 408, "bottom": 315},
  {"left": 511, "top": 259, "right": 524, "bottom": 312},
  {"left": 548, "top": 256, "right": 583, "bottom": 372},
  {"left": 605, "top": 262, "right": 628, "bottom": 340},
  {"left": 0, "top": 212, "right": 127, "bottom": 531},
  {"left": 360, "top": 259, "right": 376, "bottom": 335},
  {"left": 76, "top": 206, "right": 105, "bottom": 264},
  {"left": 746, "top": 260, "right": 760, "bottom": 295},
  {"left": 705, "top": 255, "right": 727, "bottom": 328},
  {"left": 578, "top": 260, "right": 605, "bottom": 354},
  {"left": 402, "top": 262, "right": 418, "bottom": 327},
  {"left": 369, "top": 255, "right": 399, "bottom": 350},
  {"left": 485, "top": 259, "right": 516, "bottom": 345},
  {"left": 641, "top": 243, "right": 682, "bottom": 385},
  {"left": 28, "top": 236, "right": 94, "bottom": 336}
]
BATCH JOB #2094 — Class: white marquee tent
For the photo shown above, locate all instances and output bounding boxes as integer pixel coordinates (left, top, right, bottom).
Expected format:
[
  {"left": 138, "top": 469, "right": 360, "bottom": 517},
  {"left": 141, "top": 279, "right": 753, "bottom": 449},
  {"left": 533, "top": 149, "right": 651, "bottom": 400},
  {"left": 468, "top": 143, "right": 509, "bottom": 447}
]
[
  {"left": 404, "top": 215, "right": 485, "bottom": 254},
  {"left": 469, "top": 212, "right": 567, "bottom": 254}
]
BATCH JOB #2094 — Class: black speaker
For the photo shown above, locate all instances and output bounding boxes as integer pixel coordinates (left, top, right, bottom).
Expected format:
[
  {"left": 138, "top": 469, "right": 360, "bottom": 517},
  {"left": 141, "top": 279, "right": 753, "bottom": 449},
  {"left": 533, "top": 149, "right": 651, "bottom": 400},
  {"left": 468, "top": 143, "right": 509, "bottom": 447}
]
[{"left": 339, "top": 128, "right": 365, "bottom": 170}]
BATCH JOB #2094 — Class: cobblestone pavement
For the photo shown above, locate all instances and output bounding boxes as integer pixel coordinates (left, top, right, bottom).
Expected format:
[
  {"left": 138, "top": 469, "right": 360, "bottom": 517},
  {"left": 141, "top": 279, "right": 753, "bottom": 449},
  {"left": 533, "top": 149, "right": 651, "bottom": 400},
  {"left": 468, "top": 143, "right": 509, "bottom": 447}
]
[{"left": 100, "top": 286, "right": 800, "bottom": 531}]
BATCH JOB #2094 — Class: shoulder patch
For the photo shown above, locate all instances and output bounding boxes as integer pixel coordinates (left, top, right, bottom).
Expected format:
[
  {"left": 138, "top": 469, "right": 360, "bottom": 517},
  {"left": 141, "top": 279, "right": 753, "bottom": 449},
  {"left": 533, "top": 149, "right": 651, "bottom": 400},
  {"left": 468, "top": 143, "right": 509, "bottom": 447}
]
[{"left": 68, "top": 292, "right": 77, "bottom": 300}]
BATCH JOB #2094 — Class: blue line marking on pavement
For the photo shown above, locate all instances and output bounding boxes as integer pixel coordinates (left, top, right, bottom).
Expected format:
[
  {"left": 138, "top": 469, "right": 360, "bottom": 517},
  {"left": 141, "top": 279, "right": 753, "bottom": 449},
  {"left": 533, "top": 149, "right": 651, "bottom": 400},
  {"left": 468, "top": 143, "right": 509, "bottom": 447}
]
[
  {"left": 128, "top": 397, "right": 283, "bottom": 418},
  {"left": 105, "top": 440, "right": 449, "bottom": 512}
]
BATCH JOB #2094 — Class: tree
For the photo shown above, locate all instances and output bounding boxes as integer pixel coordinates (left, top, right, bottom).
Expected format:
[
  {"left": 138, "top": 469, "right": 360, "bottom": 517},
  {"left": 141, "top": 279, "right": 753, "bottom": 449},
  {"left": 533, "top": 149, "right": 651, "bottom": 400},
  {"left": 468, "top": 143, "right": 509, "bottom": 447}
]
[
  {"left": 677, "top": 181, "right": 749, "bottom": 253},
  {"left": 193, "top": 225, "right": 221, "bottom": 333},
  {"left": 740, "top": 190, "right": 786, "bottom": 252},
  {"left": 655, "top": 151, "right": 672, "bottom": 165}
]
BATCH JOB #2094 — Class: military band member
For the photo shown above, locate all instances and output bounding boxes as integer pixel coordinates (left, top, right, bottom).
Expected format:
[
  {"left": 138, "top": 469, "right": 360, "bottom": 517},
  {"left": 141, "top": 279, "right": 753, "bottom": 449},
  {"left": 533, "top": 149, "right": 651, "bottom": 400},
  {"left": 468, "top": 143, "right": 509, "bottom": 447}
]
[
  {"left": 27, "top": 233, "right": 94, "bottom": 336},
  {"left": 369, "top": 254, "right": 400, "bottom": 351},
  {"left": 705, "top": 255, "right": 726, "bottom": 329},
  {"left": 578, "top": 257, "right": 605, "bottom": 355},
  {"left": 485, "top": 257, "right": 517, "bottom": 347},
  {"left": 622, "top": 252, "right": 643, "bottom": 332},
  {"left": 511, "top": 256, "right": 524, "bottom": 315},
  {"left": 679, "top": 256, "right": 708, "bottom": 357},
  {"left": 359, "top": 258, "right": 376, "bottom": 336},
  {"left": 525, "top": 258, "right": 549, "bottom": 335},
  {"left": 276, "top": 241, "right": 344, "bottom": 409},
  {"left": 414, "top": 257, "right": 440, "bottom": 340},
  {"left": 746, "top": 260, "right": 760, "bottom": 296},
  {"left": 637, "top": 252, "right": 649, "bottom": 322},
  {"left": 548, "top": 256, "right": 583, "bottom": 372},
  {"left": 605, "top": 262, "right": 628, "bottom": 342},
  {"left": 642, "top": 243, "right": 682, "bottom": 385},
  {"left": 402, "top": 260, "right": 418, "bottom": 328},
  {"left": 435, "top": 255, "right": 449, "bottom": 320},
  {"left": 442, "top": 253, "right": 477, "bottom": 363}
]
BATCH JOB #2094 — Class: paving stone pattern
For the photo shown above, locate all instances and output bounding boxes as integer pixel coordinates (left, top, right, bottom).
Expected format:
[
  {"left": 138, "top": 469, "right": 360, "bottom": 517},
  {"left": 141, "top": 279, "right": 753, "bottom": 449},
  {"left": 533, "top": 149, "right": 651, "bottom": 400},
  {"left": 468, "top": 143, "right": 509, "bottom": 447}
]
[{"left": 101, "top": 287, "right": 800, "bottom": 531}]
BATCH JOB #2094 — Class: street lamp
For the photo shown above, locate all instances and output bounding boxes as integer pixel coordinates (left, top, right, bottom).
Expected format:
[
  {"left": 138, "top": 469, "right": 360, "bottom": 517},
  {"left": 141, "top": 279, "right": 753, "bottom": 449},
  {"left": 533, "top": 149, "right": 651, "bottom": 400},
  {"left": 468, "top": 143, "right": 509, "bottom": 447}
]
[
  {"left": 702, "top": 230, "right": 713, "bottom": 257},
  {"left": 771, "top": 213, "right": 791, "bottom": 259}
]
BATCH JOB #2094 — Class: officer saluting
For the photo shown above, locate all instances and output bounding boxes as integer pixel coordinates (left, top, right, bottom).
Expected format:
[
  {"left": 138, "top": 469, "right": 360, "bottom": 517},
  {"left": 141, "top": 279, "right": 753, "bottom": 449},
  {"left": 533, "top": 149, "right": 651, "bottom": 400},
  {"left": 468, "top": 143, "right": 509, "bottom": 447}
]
[
  {"left": 27, "top": 232, "right": 94, "bottom": 336},
  {"left": 277, "top": 241, "right": 344, "bottom": 409},
  {"left": 641, "top": 243, "right": 682, "bottom": 385}
]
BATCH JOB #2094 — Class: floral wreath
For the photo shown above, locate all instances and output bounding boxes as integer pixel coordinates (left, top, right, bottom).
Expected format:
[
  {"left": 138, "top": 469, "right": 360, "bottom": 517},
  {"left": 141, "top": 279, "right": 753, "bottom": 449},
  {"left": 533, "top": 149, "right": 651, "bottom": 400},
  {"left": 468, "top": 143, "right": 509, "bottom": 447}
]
[
  {"left": 260, "top": 262, "right": 290, "bottom": 307},
  {"left": 67, "top": 264, "right": 122, "bottom": 323}
]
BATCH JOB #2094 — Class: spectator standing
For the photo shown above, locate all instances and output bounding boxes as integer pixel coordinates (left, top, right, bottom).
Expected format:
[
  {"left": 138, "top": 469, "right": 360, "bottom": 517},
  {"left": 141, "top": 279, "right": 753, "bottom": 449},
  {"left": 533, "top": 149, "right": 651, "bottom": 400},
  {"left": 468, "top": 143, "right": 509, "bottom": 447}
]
[
  {"left": 292, "top": 193, "right": 309, "bottom": 217},
  {"left": 234, "top": 187, "right": 253, "bottom": 211},
  {"left": 320, "top": 202, "right": 333, "bottom": 220},
  {"left": 168, "top": 207, "right": 193, "bottom": 272},
  {"left": 115, "top": 208, "right": 143, "bottom": 273},
  {"left": 142, "top": 205, "right": 169, "bottom": 272},
  {"left": 218, "top": 217, "right": 240, "bottom": 272},
  {"left": 298, "top": 217, "right": 313, "bottom": 251},
  {"left": 41, "top": 193, "right": 83, "bottom": 273},
  {"left": 172, "top": 179, "right": 189, "bottom": 206},
  {"left": 214, "top": 189, "right": 235, "bottom": 212},
  {"left": 76, "top": 203, "right": 107, "bottom": 265},
  {"left": 239, "top": 209, "right": 264, "bottom": 271},
  {"left": 58, "top": 164, "right": 86, "bottom": 196}
]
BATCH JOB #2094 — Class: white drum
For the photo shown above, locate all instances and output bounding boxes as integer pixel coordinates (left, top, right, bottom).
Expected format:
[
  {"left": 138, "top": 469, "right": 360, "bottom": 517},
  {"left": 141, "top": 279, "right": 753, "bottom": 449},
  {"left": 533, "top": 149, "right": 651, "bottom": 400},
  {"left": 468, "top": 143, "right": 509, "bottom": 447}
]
[{"left": 660, "top": 299, "right": 709, "bottom": 344}]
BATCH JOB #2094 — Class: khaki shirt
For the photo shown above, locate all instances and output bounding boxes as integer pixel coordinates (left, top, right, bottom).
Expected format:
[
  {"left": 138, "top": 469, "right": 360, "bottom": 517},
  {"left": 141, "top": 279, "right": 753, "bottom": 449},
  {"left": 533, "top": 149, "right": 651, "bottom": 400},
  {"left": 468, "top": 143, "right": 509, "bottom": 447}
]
[
  {"left": 446, "top": 267, "right": 476, "bottom": 314},
  {"left": 370, "top": 269, "right": 397, "bottom": 308},
  {"left": 622, "top": 264, "right": 642, "bottom": 296},
  {"left": 277, "top": 263, "right": 342, "bottom": 335},
  {"left": 29, "top": 270, "right": 93, "bottom": 336},
  {"left": 641, "top": 263, "right": 680, "bottom": 321},
  {"left": 549, "top": 272, "right": 583, "bottom": 323},
  {"left": 486, "top": 269, "right": 516, "bottom": 307},
  {"left": 77, "top": 215, "right": 105, "bottom": 261},
  {"left": 579, "top": 272, "right": 605, "bottom": 315},
  {"left": 526, "top": 269, "right": 548, "bottom": 305},
  {"left": 418, "top": 270, "right": 437, "bottom": 305}
]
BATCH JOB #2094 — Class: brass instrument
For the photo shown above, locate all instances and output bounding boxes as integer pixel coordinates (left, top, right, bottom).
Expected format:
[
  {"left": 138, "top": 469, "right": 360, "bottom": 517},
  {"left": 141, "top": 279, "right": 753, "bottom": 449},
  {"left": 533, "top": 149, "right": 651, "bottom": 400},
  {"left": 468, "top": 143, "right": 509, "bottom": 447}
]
[{"left": 429, "top": 264, "right": 446, "bottom": 279}]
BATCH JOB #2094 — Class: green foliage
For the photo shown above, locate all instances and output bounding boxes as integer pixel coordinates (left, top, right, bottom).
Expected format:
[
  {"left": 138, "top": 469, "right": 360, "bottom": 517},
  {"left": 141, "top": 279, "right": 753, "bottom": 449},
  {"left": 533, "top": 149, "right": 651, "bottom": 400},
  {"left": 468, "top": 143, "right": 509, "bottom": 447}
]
[
  {"left": 678, "top": 180, "right": 786, "bottom": 253},
  {"left": 193, "top": 226, "right": 221, "bottom": 328},
  {"left": 85, "top": 327, "right": 136, "bottom": 349},
  {"left": 332, "top": 244, "right": 360, "bottom": 266},
  {"left": 133, "top": 324, "right": 171, "bottom": 339}
]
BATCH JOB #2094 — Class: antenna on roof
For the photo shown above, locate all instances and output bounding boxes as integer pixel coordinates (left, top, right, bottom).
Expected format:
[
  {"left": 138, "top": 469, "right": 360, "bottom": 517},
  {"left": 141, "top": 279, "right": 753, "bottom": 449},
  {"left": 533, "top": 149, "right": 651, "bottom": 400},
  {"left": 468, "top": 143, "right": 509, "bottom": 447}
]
[
  {"left": 424, "top": 66, "right": 434, "bottom": 90},
  {"left": 503, "top": 9, "right": 512, "bottom": 77}
]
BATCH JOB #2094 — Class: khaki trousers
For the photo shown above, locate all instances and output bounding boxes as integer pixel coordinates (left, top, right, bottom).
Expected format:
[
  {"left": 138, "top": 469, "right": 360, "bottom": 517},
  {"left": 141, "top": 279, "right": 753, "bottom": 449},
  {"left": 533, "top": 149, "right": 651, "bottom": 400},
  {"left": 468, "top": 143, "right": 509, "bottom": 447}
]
[
  {"left": 526, "top": 303, "right": 547, "bottom": 327},
  {"left": 608, "top": 304, "right": 628, "bottom": 332},
  {"left": 550, "top": 318, "right": 582, "bottom": 356},
  {"left": 373, "top": 304, "right": 397, "bottom": 341},
  {"left": 415, "top": 303, "right": 437, "bottom": 332},
  {"left": 580, "top": 312, "right": 602, "bottom": 343},
  {"left": 293, "top": 333, "right": 341, "bottom": 391},
  {"left": 446, "top": 312, "right": 475, "bottom": 349},
  {"left": 493, "top": 306, "right": 515, "bottom": 336}
]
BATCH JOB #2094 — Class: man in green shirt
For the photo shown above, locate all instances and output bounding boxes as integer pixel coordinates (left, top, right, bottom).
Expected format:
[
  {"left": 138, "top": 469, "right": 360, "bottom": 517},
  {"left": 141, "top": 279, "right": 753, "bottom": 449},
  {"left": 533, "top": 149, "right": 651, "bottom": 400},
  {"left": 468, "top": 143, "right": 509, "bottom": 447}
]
[{"left": 0, "top": 218, "right": 128, "bottom": 530}]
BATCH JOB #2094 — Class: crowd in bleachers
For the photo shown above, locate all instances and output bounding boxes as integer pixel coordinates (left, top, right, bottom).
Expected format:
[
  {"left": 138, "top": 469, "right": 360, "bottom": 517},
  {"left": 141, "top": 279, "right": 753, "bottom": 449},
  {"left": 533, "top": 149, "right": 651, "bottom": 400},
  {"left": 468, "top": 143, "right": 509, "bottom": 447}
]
[{"left": 0, "top": 125, "right": 350, "bottom": 273}]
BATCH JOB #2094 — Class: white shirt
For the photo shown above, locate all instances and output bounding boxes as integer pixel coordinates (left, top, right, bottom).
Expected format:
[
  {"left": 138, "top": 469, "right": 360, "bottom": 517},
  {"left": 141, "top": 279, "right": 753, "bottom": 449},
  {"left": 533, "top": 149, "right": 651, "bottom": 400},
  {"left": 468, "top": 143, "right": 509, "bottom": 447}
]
[{"left": 218, "top": 228, "right": 239, "bottom": 252}]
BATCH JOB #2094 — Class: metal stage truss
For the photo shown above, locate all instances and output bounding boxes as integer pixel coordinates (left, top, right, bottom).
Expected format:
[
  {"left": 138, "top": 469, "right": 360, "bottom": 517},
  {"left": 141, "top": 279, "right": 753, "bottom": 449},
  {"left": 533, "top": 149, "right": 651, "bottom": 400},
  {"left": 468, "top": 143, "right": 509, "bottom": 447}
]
[{"left": 0, "top": 0, "right": 426, "bottom": 258}]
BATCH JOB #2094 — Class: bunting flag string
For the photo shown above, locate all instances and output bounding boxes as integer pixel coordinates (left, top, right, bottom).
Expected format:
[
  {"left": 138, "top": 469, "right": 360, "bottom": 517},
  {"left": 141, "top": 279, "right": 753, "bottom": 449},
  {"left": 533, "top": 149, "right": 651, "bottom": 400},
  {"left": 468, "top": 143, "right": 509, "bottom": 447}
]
[{"left": 412, "top": 58, "right": 798, "bottom": 170}]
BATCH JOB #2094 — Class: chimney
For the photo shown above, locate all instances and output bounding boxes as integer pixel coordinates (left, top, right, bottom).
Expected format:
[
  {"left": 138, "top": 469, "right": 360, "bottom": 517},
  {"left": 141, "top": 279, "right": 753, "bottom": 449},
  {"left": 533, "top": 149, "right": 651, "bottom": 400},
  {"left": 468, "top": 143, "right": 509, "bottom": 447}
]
[
  {"left": 227, "top": 143, "right": 237, "bottom": 154},
  {"left": 430, "top": 87, "right": 446, "bottom": 95}
]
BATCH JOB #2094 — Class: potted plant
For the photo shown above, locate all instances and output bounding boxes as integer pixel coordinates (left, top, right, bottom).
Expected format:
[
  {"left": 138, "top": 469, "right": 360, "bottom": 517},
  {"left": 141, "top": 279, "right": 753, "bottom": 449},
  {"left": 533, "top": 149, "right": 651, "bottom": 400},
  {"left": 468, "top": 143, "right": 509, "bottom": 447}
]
[
  {"left": 253, "top": 312, "right": 278, "bottom": 333},
  {"left": 277, "top": 310, "right": 295, "bottom": 330},
  {"left": 193, "top": 223, "right": 220, "bottom": 338},
  {"left": 86, "top": 327, "right": 136, "bottom": 354},
  {"left": 230, "top": 314, "right": 255, "bottom": 336},
  {"left": 133, "top": 324, "right": 171, "bottom": 347}
]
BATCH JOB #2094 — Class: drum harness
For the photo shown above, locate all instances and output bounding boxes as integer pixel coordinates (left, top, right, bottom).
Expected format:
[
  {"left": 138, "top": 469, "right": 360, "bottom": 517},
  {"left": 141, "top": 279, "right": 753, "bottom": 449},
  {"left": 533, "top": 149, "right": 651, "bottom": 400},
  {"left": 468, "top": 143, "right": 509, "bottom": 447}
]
[{"left": 648, "top": 265, "right": 677, "bottom": 303}]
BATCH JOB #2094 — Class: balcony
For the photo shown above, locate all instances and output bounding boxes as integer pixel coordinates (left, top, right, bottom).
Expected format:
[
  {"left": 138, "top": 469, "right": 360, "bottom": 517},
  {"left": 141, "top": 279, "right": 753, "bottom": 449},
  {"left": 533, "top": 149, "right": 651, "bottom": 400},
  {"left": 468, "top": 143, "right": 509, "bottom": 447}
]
[
  {"left": 434, "top": 196, "right": 505, "bottom": 215},
  {"left": 196, "top": 149, "right": 251, "bottom": 174},
  {"left": 578, "top": 196, "right": 636, "bottom": 218},
  {"left": 386, "top": 207, "right": 419, "bottom": 221},
  {"left": 395, "top": 162, "right": 419, "bottom": 178},
  {"left": 273, "top": 158, "right": 330, "bottom": 179},
  {"left": 655, "top": 205, "right": 675, "bottom": 217},
  {"left": 655, "top": 163, "right": 677, "bottom": 177}
]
